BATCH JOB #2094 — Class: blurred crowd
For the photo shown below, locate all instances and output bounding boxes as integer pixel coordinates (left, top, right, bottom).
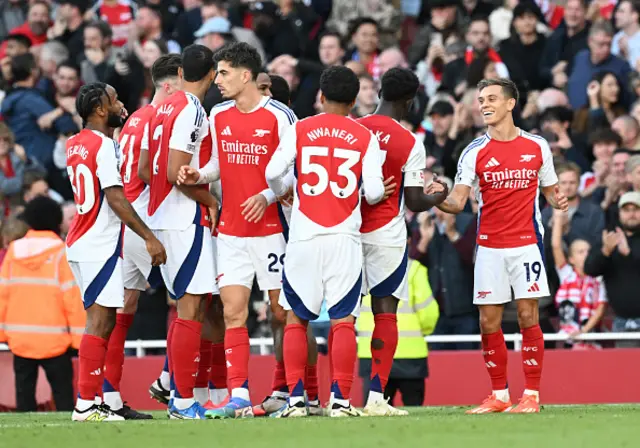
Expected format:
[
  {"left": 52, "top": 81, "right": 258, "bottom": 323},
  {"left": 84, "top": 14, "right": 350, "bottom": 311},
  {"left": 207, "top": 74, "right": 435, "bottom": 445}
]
[{"left": 0, "top": 0, "right": 639, "bottom": 351}]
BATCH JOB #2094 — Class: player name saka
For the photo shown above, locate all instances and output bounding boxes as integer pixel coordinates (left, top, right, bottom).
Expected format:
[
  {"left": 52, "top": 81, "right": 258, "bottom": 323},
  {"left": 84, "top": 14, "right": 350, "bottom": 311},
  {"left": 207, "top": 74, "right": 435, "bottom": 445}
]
[
  {"left": 67, "top": 144, "right": 88, "bottom": 160},
  {"left": 306, "top": 127, "right": 358, "bottom": 145},
  {"left": 483, "top": 168, "right": 537, "bottom": 189}
]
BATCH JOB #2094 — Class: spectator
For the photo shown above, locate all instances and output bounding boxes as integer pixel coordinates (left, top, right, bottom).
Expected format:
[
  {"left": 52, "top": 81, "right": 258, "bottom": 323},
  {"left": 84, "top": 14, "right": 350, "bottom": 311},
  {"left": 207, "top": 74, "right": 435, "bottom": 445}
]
[
  {"left": 611, "top": 115, "right": 640, "bottom": 150},
  {"left": 134, "top": 5, "right": 180, "bottom": 54},
  {"left": 415, "top": 184, "right": 477, "bottom": 350},
  {"left": 328, "top": 0, "right": 401, "bottom": 50},
  {"left": 460, "top": 0, "right": 495, "bottom": 19},
  {"left": 2, "top": 1, "right": 50, "bottom": 51},
  {"left": 0, "top": 1, "right": 27, "bottom": 43},
  {"left": 612, "top": 0, "right": 640, "bottom": 69},
  {"left": 22, "top": 171, "right": 64, "bottom": 205},
  {"left": 572, "top": 71, "right": 626, "bottom": 136},
  {"left": 80, "top": 20, "right": 118, "bottom": 84},
  {"left": 540, "top": 0, "right": 589, "bottom": 89},
  {"left": 567, "top": 21, "right": 632, "bottom": 109},
  {"left": 0, "top": 122, "right": 45, "bottom": 217},
  {"left": 0, "top": 53, "right": 77, "bottom": 168},
  {"left": 551, "top": 210, "right": 607, "bottom": 349},
  {"left": 0, "top": 196, "right": 85, "bottom": 412},
  {"left": 53, "top": 61, "right": 82, "bottom": 130},
  {"left": 49, "top": 0, "right": 89, "bottom": 58},
  {"left": 499, "top": 1, "right": 547, "bottom": 96},
  {"left": 264, "top": 0, "right": 322, "bottom": 61},
  {"left": 344, "top": 17, "right": 381, "bottom": 80},
  {"left": 422, "top": 101, "right": 463, "bottom": 178},
  {"left": 91, "top": 0, "right": 136, "bottom": 48},
  {"left": 60, "top": 201, "right": 76, "bottom": 239},
  {"left": 175, "top": 0, "right": 204, "bottom": 49},
  {"left": 520, "top": 87, "right": 570, "bottom": 130},
  {"left": 351, "top": 74, "right": 377, "bottom": 118},
  {"left": 539, "top": 106, "right": 591, "bottom": 174},
  {"left": 145, "top": 0, "right": 182, "bottom": 38},
  {"left": 194, "top": 16, "right": 234, "bottom": 52},
  {"left": 0, "top": 33, "right": 31, "bottom": 86},
  {"left": 584, "top": 191, "right": 640, "bottom": 348},
  {"left": 580, "top": 128, "right": 622, "bottom": 196},
  {"left": 37, "top": 41, "right": 70, "bottom": 102},
  {"left": 595, "top": 148, "right": 633, "bottom": 229},
  {"left": 626, "top": 155, "right": 640, "bottom": 193}
]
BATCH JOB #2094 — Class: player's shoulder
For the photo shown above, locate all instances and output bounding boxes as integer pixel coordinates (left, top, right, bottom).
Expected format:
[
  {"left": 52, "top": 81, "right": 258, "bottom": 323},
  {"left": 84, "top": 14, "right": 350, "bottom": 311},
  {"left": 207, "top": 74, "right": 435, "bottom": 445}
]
[
  {"left": 209, "top": 99, "right": 236, "bottom": 118},
  {"left": 263, "top": 97, "right": 296, "bottom": 125},
  {"left": 519, "top": 130, "right": 551, "bottom": 153},
  {"left": 460, "top": 134, "right": 491, "bottom": 158},
  {"left": 124, "top": 104, "right": 154, "bottom": 129}
]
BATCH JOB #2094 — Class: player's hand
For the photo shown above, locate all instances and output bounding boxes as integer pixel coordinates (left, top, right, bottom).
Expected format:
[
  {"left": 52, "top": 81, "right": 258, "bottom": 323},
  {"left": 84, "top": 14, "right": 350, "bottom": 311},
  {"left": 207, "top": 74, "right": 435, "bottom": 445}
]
[
  {"left": 428, "top": 178, "right": 449, "bottom": 198},
  {"left": 382, "top": 176, "right": 397, "bottom": 200},
  {"left": 553, "top": 185, "right": 569, "bottom": 212},
  {"left": 278, "top": 187, "right": 294, "bottom": 207},
  {"left": 208, "top": 206, "right": 218, "bottom": 233},
  {"left": 241, "top": 193, "right": 268, "bottom": 223},
  {"left": 176, "top": 165, "right": 200, "bottom": 185},
  {"left": 615, "top": 227, "right": 631, "bottom": 256},
  {"left": 145, "top": 236, "right": 167, "bottom": 266}
]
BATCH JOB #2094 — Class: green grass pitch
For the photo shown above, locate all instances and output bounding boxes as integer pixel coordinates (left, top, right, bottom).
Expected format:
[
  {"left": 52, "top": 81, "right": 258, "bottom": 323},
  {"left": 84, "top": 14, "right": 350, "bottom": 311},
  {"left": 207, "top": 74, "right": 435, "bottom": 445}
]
[{"left": 1, "top": 405, "right": 639, "bottom": 448}]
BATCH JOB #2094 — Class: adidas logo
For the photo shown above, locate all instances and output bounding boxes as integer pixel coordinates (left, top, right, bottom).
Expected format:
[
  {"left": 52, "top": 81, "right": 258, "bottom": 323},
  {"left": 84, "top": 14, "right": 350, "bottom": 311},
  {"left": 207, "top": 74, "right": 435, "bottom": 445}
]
[
  {"left": 524, "top": 358, "right": 539, "bottom": 366},
  {"left": 226, "top": 360, "right": 232, "bottom": 368},
  {"left": 221, "top": 126, "right": 232, "bottom": 136},
  {"left": 485, "top": 361, "right": 497, "bottom": 368},
  {"left": 485, "top": 157, "right": 500, "bottom": 168},
  {"left": 89, "top": 368, "right": 101, "bottom": 376},
  {"left": 528, "top": 283, "right": 540, "bottom": 293}
]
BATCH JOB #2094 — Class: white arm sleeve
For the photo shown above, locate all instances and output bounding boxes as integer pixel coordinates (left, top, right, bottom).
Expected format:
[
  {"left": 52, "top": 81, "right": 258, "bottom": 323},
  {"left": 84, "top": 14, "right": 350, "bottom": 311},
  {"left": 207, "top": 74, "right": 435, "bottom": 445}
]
[
  {"left": 403, "top": 134, "right": 427, "bottom": 187},
  {"left": 455, "top": 143, "right": 479, "bottom": 187},
  {"left": 361, "top": 133, "right": 385, "bottom": 205},
  {"left": 197, "top": 133, "right": 220, "bottom": 185},
  {"left": 168, "top": 102, "right": 207, "bottom": 154},
  {"left": 266, "top": 124, "right": 298, "bottom": 197},
  {"left": 96, "top": 138, "right": 124, "bottom": 189},
  {"left": 539, "top": 138, "right": 558, "bottom": 187},
  {"left": 140, "top": 122, "right": 149, "bottom": 151}
]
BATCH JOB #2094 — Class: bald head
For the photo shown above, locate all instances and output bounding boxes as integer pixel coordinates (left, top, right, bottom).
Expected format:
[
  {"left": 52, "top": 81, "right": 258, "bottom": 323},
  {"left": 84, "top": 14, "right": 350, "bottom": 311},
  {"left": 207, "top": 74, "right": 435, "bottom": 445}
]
[
  {"left": 378, "top": 47, "right": 408, "bottom": 75},
  {"left": 612, "top": 115, "right": 640, "bottom": 147},
  {"left": 536, "top": 88, "right": 569, "bottom": 114}
]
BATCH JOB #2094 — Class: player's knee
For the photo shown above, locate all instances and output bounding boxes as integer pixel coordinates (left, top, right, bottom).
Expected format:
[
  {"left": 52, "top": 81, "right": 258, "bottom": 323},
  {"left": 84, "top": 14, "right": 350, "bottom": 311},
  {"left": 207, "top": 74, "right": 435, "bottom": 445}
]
[
  {"left": 86, "top": 306, "right": 117, "bottom": 338},
  {"left": 479, "top": 313, "right": 501, "bottom": 334},
  {"left": 122, "top": 290, "right": 140, "bottom": 314},
  {"left": 371, "top": 296, "right": 399, "bottom": 315},
  {"left": 177, "top": 294, "right": 204, "bottom": 321},
  {"left": 516, "top": 306, "right": 537, "bottom": 328},
  {"left": 271, "top": 303, "right": 286, "bottom": 325}
]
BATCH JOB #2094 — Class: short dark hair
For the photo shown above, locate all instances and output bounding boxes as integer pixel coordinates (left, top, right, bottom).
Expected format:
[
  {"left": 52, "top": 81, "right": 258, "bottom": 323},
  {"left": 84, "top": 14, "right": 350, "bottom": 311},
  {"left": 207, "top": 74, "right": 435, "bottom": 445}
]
[
  {"left": 22, "top": 171, "right": 46, "bottom": 196},
  {"left": 540, "top": 105, "right": 573, "bottom": 124},
  {"left": 22, "top": 196, "right": 63, "bottom": 233},
  {"left": 30, "top": 0, "right": 51, "bottom": 13},
  {"left": 320, "top": 66, "right": 360, "bottom": 105},
  {"left": 380, "top": 67, "right": 420, "bottom": 102},
  {"left": 589, "top": 128, "right": 623, "bottom": 146},
  {"left": 182, "top": 44, "right": 215, "bottom": 82},
  {"left": 5, "top": 33, "right": 31, "bottom": 49},
  {"left": 213, "top": 42, "right": 262, "bottom": 81},
  {"left": 76, "top": 82, "right": 109, "bottom": 126},
  {"left": 85, "top": 20, "right": 113, "bottom": 40},
  {"left": 477, "top": 78, "right": 520, "bottom": 104},
  {"left": 10, "top": 53, "right": 36, "bottom": 82},
  {"left": 467, "top": 15, "right": 490, "bottom": 32},
  {"left": 614, "top": 148, "right": 634, "bottom": 156},
  {"left": 57, "top": 59, "right": 80, "bottom": 75},
  {"left": 348, "top": 17, "right": 378, "bottom": 38},
  {"left": 152, "top": 54, "right": 182, "bottom": 86},
  {"left": 319, "top": 30, "right": 344, "bottom": 49},
  {"left": 269, "top": 74, "right": 291, "bottom": 105}
]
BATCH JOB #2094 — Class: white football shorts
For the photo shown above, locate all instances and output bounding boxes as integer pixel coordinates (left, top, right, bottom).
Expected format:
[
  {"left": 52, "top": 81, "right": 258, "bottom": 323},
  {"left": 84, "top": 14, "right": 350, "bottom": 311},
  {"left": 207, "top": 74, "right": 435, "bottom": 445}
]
[
  {"left": 217, "top": 232, "right": 286, "bottom": 291},
  {"left": 362, "top": 243, "right": 409, "bottom": 301},
  {"left": 68, "top": 239, "right": 124, "bottom": 309},
  {"left": 279, "top": 234, "right": 363, "bottom": 320},
  {"left": 122, "top": 226, "right": 163, "bottom": 291},
  {"left": 155, "top": 223, "right": 217, "bottom": 299},
  {"left": 473, "top": 243, "right": 550, "bottom": 305}
]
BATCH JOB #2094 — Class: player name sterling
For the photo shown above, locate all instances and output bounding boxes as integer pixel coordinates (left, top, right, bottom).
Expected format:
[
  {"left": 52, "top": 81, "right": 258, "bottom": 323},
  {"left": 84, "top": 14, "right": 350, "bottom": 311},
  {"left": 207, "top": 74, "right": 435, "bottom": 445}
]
[
  {"left": 307, "top": 127, "right": 359, "bottom": 145},
  {"left": 221, "top": 140, "right": 268, "bottom": 165},
  {"left": 483, "top": 168, "right": 537, "bottom": 189},
  {"left": 67, "top": 144, "right": 89, "bottom": 160}
]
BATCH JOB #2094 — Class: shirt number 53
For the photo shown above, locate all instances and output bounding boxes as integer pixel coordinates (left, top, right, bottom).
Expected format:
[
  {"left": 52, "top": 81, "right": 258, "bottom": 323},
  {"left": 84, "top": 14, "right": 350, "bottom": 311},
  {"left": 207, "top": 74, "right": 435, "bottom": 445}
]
[{"left": 300, "top": 146, "right": 360, "bottom": 198}]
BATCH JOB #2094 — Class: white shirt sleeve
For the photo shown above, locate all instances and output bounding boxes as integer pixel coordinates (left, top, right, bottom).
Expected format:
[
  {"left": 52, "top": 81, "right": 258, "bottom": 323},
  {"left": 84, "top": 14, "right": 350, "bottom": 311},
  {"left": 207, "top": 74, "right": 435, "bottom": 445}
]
[
  {"left": 275, "top": 103, "right": 298, "bottom": 139},
  {"left": 361, "top": 132, "right": 385, "bottom": 205},
  {"left": 266, "top": 123, "right": 298, "bottom": 197},
  {"left": 169, "top": 102, "right": 207, "bottom": 154},
  {"left": 538, "top": 138, "right": 558, "bottom": 187},
  {"left": 455, "top": 144, "right": 478, "bottom": 187},
  {"left": 403, "top": 135, "right": 426, "bottom": 187},
  {"left": 556, "top": 264, "right": 574, "bottom": 284},
  {"left": 96, "top": 137, "right": 124, "bottom": 189},
  {"left": 140, "top": 122, "right": 149, "bottom": 151}
]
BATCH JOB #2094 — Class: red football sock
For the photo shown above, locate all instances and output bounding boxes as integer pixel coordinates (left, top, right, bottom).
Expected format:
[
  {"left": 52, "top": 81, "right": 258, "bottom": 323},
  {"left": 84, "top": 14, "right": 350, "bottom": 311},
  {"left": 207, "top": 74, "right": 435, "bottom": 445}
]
[
  {"left": 283, "top": 324, "right": 307, "bottom": 397},
  {"left": 481, "top": 329, "right": 508, "bottom": 390},
  {"left": 370, "top": 313, "right": 398, "bottom": 392},
  {"left": 521, "top": 324, "right": 544, "bottom": 391},
  {"left": 78, "top": 334, "right": 108, "bottom": 400},
  {"left": 271, "top": 360, "right": 287, "bottom": 393},
  {"left": 328, "top": 325, "right": 334, "bottom": 380},
  {"left": 172, "top": 319, "right": 202, "bottom": 399},
  {"left": 103, "top": 313, "right": 133, "bottom": 392},
  {"left": 331, "top": 322, "right": 357, "bottom": 400},
  {"left": 195, "top": 338, "right": 213, "bottom": 389},
  {"left": 305, "top": 363, "right": 318, "bottom": 401},
  {"left": 209, "top": 342, "right": 226, "bottom": 389},
  {"left": 225, "top": 327, "right": 250, "bottom": 391},
  {"left": 167, "top": 319, "right": 176, "bottom": 376}
]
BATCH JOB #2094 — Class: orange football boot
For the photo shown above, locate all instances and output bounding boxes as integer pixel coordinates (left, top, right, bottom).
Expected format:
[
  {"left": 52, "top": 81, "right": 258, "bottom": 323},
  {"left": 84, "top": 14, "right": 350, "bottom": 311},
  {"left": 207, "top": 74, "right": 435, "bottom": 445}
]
[
  {"left": 507, "top": 394, "right": 540, "bottom": 413},
  {"left": 202, "top": 396, "right": 230, "bottom": 410},
  {"left": 465, "top": 394, "right": 512, "bottom": 414}
]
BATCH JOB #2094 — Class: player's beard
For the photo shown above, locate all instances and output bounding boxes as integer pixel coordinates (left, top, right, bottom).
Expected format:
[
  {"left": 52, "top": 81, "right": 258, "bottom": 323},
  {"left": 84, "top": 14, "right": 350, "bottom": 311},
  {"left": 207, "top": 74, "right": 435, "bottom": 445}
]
[{"left": 107, "top": 112, "right": 125, "bottom": 128}]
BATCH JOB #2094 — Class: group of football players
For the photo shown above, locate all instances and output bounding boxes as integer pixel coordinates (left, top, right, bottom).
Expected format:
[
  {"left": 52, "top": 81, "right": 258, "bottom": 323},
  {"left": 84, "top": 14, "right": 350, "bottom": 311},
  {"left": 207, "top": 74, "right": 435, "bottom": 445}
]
[{"left": 64, "top": 41, "right": 448, "bottom": 422}]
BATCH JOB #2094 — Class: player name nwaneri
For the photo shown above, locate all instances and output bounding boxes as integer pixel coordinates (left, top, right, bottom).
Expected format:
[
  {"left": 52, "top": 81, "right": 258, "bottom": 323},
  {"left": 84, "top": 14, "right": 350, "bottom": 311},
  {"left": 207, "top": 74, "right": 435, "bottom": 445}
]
[{"left": 306, "top": 127, "right": 358, "bottom": 145}]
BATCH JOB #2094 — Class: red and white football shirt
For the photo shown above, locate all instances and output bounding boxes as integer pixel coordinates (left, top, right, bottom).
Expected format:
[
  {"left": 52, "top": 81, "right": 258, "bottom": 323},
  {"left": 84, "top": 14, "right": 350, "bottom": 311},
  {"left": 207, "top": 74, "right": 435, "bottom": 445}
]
[
  {"left": 66, "top": 129, "right": 123, "bottom": 262},
  {"left": 147, "top": 91, "right": 210, "bottom": 230},
  {"left": 357, "top": 115, "right": 426, "bottom": 246},
  {"left": 266, "top": 113, "right": 384, "bottom": 243},
  {"left": 455, "top": 130, "right": 558, "bottom": 248},
  {"left": 95, "top": 0, "right": 135, "bottom": 48},
  {"left": 119, "top": 104, "right": 154, "bottom": 218},
  {"left": 210, "top": 96, "right": 296, "bottom": 238}
]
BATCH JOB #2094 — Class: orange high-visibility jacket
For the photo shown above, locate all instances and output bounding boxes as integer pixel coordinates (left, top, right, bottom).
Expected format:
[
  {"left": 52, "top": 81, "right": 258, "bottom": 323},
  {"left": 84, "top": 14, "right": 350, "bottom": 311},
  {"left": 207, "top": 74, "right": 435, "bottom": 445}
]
[{"left": 0, "top": 230, "right": 85, "bottom": 359}]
